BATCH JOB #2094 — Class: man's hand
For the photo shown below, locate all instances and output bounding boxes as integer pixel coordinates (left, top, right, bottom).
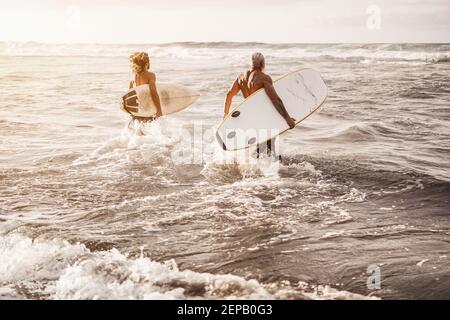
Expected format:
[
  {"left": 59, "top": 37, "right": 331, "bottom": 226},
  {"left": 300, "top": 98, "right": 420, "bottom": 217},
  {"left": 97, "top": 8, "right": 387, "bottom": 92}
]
[
  {"left": 286, "top": 117, "right": 296, "bottom": 129},
  {"left": 224, "top": 77, "right": 240, "bottom": 121}
]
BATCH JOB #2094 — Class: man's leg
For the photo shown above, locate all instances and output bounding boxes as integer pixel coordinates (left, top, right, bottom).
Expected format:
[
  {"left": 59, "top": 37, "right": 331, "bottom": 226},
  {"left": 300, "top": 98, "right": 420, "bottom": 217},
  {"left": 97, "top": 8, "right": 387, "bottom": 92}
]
[
  {"left": 256, "top": 138, "right": 281, "bottom": 160},
  {"left": 268, "top": 137, "right": 282, "bottom": 161},
  {"left": 266, "top": 139, "right": 272, "bottom": 157}
]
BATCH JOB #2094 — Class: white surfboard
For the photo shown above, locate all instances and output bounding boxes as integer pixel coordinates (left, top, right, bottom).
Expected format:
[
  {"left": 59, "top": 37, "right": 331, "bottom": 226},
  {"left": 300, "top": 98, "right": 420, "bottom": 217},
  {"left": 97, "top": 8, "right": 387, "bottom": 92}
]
[
  {"left": 216, "top": 68, "right": 328, "bottom": 151},
  {"left": 121, "top": 83, "right": 200, "bottom": 117}
]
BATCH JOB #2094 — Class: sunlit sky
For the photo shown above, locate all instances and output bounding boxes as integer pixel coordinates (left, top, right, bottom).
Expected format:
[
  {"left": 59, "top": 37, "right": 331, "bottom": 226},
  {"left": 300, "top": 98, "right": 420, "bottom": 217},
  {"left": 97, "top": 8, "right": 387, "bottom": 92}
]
[{"left": 0, "top": 0, "right": 448, "bottom": 43}]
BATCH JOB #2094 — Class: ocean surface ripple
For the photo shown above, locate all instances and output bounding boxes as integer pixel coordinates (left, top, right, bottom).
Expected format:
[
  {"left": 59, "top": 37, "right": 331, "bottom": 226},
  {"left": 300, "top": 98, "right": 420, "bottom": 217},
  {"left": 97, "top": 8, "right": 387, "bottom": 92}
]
[{"left": 0, "top": 43, "right": 449, "bottom": 300}]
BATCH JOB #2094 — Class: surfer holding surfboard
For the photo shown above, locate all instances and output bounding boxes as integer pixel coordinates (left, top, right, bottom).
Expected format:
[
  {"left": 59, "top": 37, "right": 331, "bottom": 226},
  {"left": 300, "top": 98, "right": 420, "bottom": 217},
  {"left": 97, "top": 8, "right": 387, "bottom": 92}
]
[
  {"left": 128, "top": 52, "right": 162, "bottom": 122},
  {"left": 120, "top": 51, "right": 327, "bottom": 155},
  {"left": 123, "top": 52, "right": 162, "bottom": 135},
  {"left": 223, "top": 52, "right": 296, "bottom": 158},
  {"left": 216, "top": 58, "right": 328, "bottom": 154},
  {"left": 121, "top": 52, "right": 200, "bottom": 135}
]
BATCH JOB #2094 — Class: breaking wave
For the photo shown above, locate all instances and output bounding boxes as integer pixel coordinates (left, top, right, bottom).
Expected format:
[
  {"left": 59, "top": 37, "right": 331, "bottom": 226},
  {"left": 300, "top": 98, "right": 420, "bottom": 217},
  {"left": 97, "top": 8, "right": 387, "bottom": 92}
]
[{"left": 0, "top": 234, "right": 376, "bottom": 300}]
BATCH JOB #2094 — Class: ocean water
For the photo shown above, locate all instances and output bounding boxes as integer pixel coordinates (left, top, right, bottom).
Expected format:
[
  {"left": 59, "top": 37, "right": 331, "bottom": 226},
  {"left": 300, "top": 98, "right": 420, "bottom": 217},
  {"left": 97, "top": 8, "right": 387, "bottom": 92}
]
[{"left": 0, "top": 42, "right": 449, "bottom": 300}]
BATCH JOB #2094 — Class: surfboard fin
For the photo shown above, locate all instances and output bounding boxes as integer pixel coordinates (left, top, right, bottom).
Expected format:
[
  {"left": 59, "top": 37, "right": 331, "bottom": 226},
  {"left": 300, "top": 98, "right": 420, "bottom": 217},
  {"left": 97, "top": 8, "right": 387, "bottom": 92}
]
[{"left": 215, "top": 132, "right": 227, "bottom": 151}]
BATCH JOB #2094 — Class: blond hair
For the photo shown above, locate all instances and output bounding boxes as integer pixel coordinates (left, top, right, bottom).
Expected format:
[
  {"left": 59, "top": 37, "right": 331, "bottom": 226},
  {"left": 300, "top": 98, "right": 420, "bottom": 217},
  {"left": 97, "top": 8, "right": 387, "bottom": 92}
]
[{"left": 129, "top": 52, "right": 150, "bottom": 74}]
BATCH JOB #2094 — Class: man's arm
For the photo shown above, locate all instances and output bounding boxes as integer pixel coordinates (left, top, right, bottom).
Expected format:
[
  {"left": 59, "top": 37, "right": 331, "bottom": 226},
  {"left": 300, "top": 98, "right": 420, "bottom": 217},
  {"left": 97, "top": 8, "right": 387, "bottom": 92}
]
[
  {"left": 262, "top": 76, "right": 295, "bottom": 129},
  {"left": 223, "top": 78, "right": 241, "bottom": 118},
  {"left": 148, "top": 73, "right": 162, "bottom": 118}
]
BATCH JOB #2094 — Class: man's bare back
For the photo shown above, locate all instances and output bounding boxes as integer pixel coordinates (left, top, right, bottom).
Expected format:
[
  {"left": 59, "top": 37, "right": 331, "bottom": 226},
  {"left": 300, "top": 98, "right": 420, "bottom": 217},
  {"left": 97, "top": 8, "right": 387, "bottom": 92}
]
[
  {"left": 237, "top": 69, "right": 269, "bottom": 98},
  {"left": 223, "top": 53, "right": 296, "bottom": 159},
  {"left": 224, "top": 68, "right": 296, "bottom": 129}
]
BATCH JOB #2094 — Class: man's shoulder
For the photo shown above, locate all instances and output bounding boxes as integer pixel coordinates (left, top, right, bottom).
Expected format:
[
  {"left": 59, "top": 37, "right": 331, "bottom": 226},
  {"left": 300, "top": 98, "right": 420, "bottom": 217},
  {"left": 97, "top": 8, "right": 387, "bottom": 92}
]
[
  {"left": 257, "top": 72, "right": 273, "bottom": 84},
  {"left": 261, "top": 72, "right": 272, "bottom": 79}
]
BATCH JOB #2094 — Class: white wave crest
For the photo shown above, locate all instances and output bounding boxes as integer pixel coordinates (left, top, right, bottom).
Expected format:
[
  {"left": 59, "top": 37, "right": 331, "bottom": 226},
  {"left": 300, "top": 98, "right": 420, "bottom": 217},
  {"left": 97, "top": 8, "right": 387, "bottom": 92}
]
[{"left": 0, "top": 234, "right": 375, "bottom": 300}]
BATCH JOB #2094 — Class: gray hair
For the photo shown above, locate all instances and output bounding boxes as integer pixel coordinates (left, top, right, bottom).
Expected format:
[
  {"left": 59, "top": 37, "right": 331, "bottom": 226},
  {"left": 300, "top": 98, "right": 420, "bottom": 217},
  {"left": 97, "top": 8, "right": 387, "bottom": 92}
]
[{"left": 251, "top": 52, "right": 265, "bottom": 70}]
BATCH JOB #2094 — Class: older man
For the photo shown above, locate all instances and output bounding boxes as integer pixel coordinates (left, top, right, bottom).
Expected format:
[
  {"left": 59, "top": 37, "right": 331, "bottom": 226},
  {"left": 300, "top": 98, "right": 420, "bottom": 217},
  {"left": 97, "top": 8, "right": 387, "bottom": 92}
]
[{"left": 223, "top": 52, "right": 296, "bottom": 158}]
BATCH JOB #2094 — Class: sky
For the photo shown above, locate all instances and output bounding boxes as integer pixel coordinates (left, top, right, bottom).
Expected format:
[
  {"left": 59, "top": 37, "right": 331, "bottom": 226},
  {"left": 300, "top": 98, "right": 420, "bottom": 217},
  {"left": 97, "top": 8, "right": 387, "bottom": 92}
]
[{"left": 0, "top": 0, "right": 448, "bottom": 43}]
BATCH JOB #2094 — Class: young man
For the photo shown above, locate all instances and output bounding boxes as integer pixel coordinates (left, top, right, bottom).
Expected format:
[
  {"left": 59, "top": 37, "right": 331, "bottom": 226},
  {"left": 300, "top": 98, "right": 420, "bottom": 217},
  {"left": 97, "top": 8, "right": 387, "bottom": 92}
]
[{"left": 223, "top": 52, "right": 296, "bottom": 158}]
